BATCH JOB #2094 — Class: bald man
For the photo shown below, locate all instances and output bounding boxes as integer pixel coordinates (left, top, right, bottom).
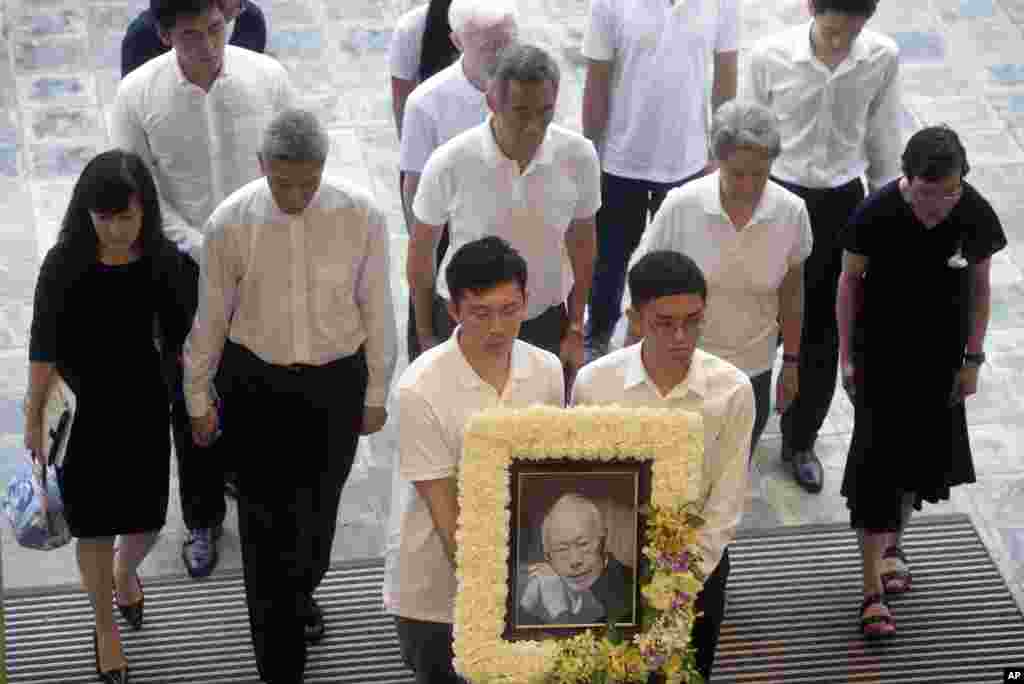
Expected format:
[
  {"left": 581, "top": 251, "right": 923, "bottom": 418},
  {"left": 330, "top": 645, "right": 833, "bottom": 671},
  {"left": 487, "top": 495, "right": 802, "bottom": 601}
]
[{"left": 518, "top": 494, "right": 634, "bottom": 625}]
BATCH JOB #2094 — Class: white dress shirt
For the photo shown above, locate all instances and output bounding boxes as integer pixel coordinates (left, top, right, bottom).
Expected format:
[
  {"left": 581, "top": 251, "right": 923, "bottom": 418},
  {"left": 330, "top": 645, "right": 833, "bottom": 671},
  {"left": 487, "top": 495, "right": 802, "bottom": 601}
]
[
  {"left": 398, "top": 58, "right": 488, "bottom": 175},
  {"left": 745, "top": 21, "right": 903, "bottom": 190},
  {"left": 111, "top": 46, "right": 295, "bottom": 260},
  {"left": 571, "top": 345, "right": 754, "bottom": 576},
  {"left": 623, "top": 172, "right": 812, "bottom": 375},
  {"left": 389, "top": 4, "right": 428, "bottom": 81},
  {"left": 413, "top": 118, "right": 601, "bottom": 318},
  {"left": 385, "top": 333, "right": 565, "bottom": 624},
  {"left": 582, "top": 0, "right": 739, "bottom": 183},
  {"left": 183, "top": 176, "right": 397, "bottom": 417}
]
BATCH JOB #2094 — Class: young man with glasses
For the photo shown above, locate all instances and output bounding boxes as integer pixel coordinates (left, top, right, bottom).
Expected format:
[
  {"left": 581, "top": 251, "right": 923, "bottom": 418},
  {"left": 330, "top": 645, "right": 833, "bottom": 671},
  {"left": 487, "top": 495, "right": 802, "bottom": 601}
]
[
  {"left": 388, "top": 237, "right": 565, "bottom": 683},
  {"left": 746, "top": 0, "right": 904, "bottom": 493},
  {"left": 571, "top": 250, "right": 754, "bottom": 680}
]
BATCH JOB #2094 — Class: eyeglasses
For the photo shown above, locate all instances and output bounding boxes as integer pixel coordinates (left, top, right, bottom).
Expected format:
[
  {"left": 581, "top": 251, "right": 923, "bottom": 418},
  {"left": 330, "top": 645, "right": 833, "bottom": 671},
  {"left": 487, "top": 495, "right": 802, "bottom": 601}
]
[
  {"left": 651, "top": 315, "right": 706, "bottom": 337},
  {"left": 547, "top": 537, "right": 601, "bottom": 561}
]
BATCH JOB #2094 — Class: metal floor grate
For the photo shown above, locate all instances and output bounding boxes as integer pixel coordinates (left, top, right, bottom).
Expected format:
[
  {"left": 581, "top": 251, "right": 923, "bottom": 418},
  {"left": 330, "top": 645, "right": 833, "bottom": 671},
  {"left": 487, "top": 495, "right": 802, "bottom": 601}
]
[
  {"left": 4, "top": 558, "right": 413, "bottom": 683},
  {"left": 6, "top": 515, "right": 1022, "bottom": 683},
  {"left": 715, "top": 514, "right": 1024, "bottom": 683}
]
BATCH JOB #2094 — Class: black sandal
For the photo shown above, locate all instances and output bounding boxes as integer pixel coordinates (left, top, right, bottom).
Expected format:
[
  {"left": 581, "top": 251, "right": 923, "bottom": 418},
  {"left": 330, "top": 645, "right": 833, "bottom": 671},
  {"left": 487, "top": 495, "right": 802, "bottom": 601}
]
[
  {"left": 881, "top": 546, "right": 912, "bottom": 594},
  {"left": 114, "top": 574, "right": 144, "bottom": 630},
  {"left": 860, "top": 593, "right": 895, "bottom": 638}
]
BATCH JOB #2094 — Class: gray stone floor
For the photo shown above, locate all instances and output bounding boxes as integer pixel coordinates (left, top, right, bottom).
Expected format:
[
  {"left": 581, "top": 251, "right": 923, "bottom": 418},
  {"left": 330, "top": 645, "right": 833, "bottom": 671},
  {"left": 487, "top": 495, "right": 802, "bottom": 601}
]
[{"left": 0, "top": 0, "right": 1022, "bottom": 625}]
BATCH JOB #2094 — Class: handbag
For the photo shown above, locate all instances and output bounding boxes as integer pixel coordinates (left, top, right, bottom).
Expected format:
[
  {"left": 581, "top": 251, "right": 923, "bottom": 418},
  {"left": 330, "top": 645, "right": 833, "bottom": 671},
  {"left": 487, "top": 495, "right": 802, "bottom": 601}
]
[
  {"left": 1, "top": 374, "right": 76, "bottom": 550},
  {"left": 2, "top": 459, "right": 72, "bottom": 550}
]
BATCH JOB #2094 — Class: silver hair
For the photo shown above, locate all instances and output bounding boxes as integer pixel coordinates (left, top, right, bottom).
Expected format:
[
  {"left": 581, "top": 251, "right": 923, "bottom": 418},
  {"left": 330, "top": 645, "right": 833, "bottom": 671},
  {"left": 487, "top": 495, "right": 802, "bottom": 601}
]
[
  {"left": 541, "top": 493, "right": 606, "bottom": 553},
  {"left": 260, "top": 109, "right": 329, "bottom": 164},
  {"left": 709, "top": 100, "right": 781, "bottom": 162},
  {"left": 490, "top": 43, "right": 560, "bottom": 100},
  {"left": 448, "top": 0, "right": 517, "bottom": 36}
]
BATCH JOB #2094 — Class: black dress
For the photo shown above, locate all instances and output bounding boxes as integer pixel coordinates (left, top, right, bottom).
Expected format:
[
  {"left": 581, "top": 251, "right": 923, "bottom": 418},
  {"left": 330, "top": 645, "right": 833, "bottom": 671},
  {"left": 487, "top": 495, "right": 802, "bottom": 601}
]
[
  {"left": 29, "top": 246, "right": 193, "bottom": 538},
  {"left": 840, "top": 181, "right": 1007, "bottom": 531}
]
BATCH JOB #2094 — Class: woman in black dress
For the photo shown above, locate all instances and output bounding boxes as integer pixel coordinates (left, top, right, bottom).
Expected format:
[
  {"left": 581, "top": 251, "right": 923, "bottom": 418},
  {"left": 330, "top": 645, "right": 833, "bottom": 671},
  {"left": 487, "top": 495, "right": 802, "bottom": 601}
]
[
  {"left": 836, "top": 127, "right": 1007, "bottom": 637},
  {"left": 23, "top": 150, "right": 194, "bottom": 682}
]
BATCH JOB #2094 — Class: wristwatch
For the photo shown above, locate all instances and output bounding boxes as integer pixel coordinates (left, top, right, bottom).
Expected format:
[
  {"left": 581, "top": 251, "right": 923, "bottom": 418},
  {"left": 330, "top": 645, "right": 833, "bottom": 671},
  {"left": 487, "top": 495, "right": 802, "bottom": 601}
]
[
  {"left": 782, "top": 353, "right": 800, "bottom": 365},
  {"left": 963, "top": 351, "right": 985, "bottom": 367}
]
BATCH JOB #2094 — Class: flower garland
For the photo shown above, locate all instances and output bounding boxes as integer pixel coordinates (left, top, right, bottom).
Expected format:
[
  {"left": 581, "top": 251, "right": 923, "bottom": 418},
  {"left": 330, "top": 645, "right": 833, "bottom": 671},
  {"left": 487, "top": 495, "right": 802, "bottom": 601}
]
[{"left": 454, "top": 405, "right": 705, "bottom": 684}]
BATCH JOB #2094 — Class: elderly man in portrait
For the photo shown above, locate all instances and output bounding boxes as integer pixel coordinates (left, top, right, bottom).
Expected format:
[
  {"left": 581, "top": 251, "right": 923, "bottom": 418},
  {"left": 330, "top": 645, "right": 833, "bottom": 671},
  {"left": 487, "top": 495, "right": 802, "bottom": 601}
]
[
  {"left": 400, "top": 0, "right": 519, "bottom": 360},
  {"left": 184, "top": 109, "right": 396, "bottom": 684},
  {"left": 408, "top": 43, "right": 599, "bottom": 374},
  {"left": 112, "top": 0, "right": 294, "bottom": 580},
  {"left": 518, "top": 493, "right": 634, "bottom": 626}
]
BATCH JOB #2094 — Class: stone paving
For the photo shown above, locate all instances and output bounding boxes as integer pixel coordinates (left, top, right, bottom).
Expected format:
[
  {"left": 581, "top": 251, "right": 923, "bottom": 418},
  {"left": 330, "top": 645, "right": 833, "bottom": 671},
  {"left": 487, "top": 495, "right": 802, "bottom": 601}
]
[{"left": 0, "top": 0, "right": 1021, "bottom": 631}]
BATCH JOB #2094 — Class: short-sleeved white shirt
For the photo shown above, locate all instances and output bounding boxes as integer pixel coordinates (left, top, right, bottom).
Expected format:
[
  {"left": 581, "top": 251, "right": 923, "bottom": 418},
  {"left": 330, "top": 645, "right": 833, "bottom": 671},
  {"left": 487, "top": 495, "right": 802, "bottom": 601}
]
[
  {"left": 389, "top": 4, "right": 428, "bottom": 81},
  {"left": 413, "top": 119, "right": 602, "bottom": 318},
  {"left": 624, "top": 172, "right": 812, "bottom": 375},
  {"left": 398, "top": 58, "right": 488, "bottom": 174},
  {"left": 582, "top": 0, "right": 740, "bottom": 183},
  {"left": 385, "top": 334, "right": 565, "bottom": 624}
]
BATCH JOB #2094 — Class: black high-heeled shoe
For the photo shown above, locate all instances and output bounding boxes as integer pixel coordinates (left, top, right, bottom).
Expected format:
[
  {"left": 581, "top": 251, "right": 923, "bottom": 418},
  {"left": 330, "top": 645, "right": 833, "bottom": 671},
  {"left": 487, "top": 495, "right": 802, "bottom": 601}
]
[
  {"left": 114, "top": 574, "right": 144, "bottom": 630},
  {"left": 93, "top": 630, "right": 130, "bottom": 683}
]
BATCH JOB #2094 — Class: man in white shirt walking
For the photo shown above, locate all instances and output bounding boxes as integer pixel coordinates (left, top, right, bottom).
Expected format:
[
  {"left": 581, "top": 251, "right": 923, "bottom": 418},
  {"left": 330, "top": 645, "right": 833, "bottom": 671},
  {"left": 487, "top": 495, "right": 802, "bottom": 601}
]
[
  {"left": 400, "top": 0, "right": 518, "bottom": 360},
  {"left": 581, "top": 0, "right": 739, "bottom": 361},
  {"left": 572, "top": 250, "right": 754, "bottom": 681},
  {"left": 185, "top": 109, "right": 396, "bottom": 684},
  {"left": 111, "top": 0, "right": 295, "bottom": 578},
  {"left": 388, "top": 236, "right": 564, "bottom": 683},
  {"left": 746, "top": 0, "right": 903, "bottom": 493},
  {"left": 408, "top": 43, "right": 600, "bottom": 373}
]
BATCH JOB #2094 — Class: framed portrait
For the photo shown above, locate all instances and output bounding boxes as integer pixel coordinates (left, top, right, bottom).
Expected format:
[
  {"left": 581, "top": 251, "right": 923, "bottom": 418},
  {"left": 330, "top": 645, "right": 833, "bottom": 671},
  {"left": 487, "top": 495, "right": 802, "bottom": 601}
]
[
  {"left": 505, "top": 461, "right": 651, "bottom": 639},
  {"left": 454, "top": 405, "right": 704, "bottom": 684}
]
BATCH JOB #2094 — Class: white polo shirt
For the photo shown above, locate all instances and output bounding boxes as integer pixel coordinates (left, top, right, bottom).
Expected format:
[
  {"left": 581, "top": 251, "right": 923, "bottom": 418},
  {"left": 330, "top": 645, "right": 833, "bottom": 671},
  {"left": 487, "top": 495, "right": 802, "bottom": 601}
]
[
  {"left": 623, "top": 172, "right": 812, "bottom": 376},
  {"left": 386, "top": 333, "right": 565, "bottom": 624},
  {"left": 398, "top": 58, "right": 488, "bottom": 174},
  {"left": 582, "top": 0, "right": 740, "bottom": 183},
  {"left": 389, "top": 4, "right": 428, "bottom": 81},
  {"left": 571, "top": 345, "right": 753, "bottom": 576},
  {"left": 745, "top": 22, "right": 903, "bottom": 190},
  {"left": 413, "top": 118, "right": 602, "bottom": 319}
]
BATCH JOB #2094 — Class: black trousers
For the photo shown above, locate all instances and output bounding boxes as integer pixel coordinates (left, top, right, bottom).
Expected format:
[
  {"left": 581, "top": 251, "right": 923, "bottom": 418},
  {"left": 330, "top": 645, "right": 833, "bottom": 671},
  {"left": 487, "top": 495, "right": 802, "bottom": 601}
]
[
  {"left": 750, "top": 369, "right": 772, "bottom": 458},
  {"left": 586, "top": 170, "right": 701, "bottom": 347},
  {"left": 221, "top": 341, "right": 367, "bottom": 683},
  {"left": 430, "top": 296, "right": 568, "bottom": 357},
  {"left": 690, "top": 546, "right": 731, "bottom": 681},
  {"left": 775, "top": 178, "right": 866, "bottom": 452},
  {"left": 394, "top": 617, "right": 467, "bottom": 684}
]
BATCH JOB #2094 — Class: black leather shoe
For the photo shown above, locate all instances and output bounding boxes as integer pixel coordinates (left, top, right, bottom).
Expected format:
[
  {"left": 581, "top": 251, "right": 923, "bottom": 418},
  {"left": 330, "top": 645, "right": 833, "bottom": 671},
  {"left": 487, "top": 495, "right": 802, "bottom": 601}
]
[
  {"left": 114, "top": 574, "right": 144, "bottom": 630},
  {"left": 93, "top": 630, "right": 130, "bottom": 683},
  {"left": 304, "top": 597, "right": 325, "bottom": 643},
  {"left": 789, "top": 447, "right": 824, "bottom": 493}
]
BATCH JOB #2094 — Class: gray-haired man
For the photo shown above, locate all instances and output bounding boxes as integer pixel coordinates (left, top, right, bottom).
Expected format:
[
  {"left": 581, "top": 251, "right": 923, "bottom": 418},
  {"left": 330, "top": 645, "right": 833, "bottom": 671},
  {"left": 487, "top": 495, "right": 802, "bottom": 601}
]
[{"left": 184, "top": 109, "right": 397, "bottom": 684}]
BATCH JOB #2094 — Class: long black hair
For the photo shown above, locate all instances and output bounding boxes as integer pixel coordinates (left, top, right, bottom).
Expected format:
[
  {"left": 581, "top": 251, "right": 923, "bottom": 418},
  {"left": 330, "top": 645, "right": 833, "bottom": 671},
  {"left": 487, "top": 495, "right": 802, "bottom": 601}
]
[
  {"left": 418, "top": 0, "right": 458, "bottom": 82},
  {"left": 57, "top": 149, "right": 172, "bottom": 267}
]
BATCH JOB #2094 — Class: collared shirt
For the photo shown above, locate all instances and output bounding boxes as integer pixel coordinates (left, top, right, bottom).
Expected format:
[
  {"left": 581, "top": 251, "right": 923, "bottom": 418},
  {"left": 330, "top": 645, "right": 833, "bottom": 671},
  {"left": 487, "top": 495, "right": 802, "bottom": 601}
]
[
  {"left": 385, "top": 333, "right": 565, "bottom": 624},
  {"left": 183, "top": 177, "right": 397, "bottom": 417},
  {"left": 112, "top": 46, "right": 295, "bottom": 261},
  {"left": 571, "top": 345, "right": 754, "bottom": 576},
  {"left": 413, "top": 118, "right": 601, "bottom": 318},
  {"left": 398, "top": 58, "right": 487, "bottom": 174},
  {"left": 622, "top": 172, "right": 812, "bottom": 375},
  {"left": 582, "top": 0, "right": 739, "bottom": 183},
  {"left": 389, "top": 4, "right": 428, "bottom": 81},
  {"left": 745, "top": 21, "right": 903, "bottom": 190}
]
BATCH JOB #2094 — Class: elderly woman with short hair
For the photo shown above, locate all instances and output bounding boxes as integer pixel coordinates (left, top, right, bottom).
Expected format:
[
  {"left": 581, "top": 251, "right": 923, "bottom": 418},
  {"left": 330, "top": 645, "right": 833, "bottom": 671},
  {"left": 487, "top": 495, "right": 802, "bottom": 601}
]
[{"left": 624, "top": 99, "right": 812, "bottom": 454}]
